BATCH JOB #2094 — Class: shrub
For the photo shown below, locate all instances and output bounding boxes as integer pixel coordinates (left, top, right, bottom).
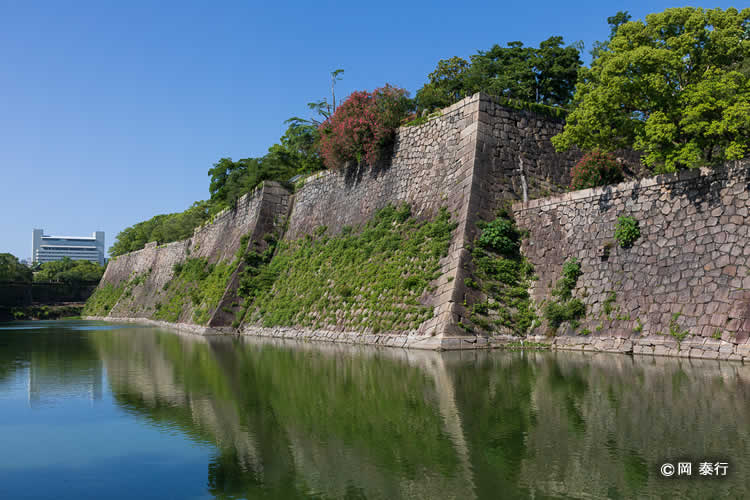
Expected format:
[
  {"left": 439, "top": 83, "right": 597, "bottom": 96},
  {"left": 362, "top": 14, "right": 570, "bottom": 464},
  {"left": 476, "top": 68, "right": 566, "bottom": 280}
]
[
  {"left": 554, "top": 257, "right": 582, "bottom": 300},
  {"left": 477, "top": 218, "right": 520, "bottom": 256},
  {"left": 318, "top": 85, "right": 412, "bottom": 168},
  {"left": 614, "top": 216, "right": 640, "bottom": 248},
  {"left": 544, "top": 257, "right": 585, "bottom": 331},
  {"left": 544, "top": 298, "right": 585, "bottom": 329},
  {"left": 569, "top": 149, "right": 624, "bottom": 190}
]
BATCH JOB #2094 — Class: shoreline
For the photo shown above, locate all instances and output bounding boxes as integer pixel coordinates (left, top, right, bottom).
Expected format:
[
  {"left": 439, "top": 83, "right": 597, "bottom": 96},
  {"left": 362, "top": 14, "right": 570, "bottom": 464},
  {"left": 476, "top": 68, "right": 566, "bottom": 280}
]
[{"left": 82, "top": 316, "right": 750, "bottom": 362}]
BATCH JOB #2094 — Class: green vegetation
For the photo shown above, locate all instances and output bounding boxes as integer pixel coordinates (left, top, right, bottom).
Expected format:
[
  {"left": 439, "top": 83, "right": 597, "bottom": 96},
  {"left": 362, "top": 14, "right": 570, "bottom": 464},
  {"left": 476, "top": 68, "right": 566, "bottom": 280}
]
[
  {"left": 553, "top": 7, "right": 750, "bottom": 172},
  {"left": 614, "top": 216, "right": 640, "bottom": 248},
  {"left": 237, "top": 204, "right": 456, "bottom": 333},
  {"left": 7, "top": 304, "right": 82, "bottom": 320},
  {"left": 415, "top": 37, "right": 582, "bottom": 114},
  {"left": 154, "top": 257, "right": 239, "bottom": 324},
  {"left": 669, "top": 313, "right": 690, "bottom": 342},
  {"left": 82, "top": 282, "right": 126, "bottom": 316},
  {"left": 467, "top": 212, "right": 537, "bottom": 336},
  {"left": 33, "top": 257, "right": 105, "bottom": 283},
  {"left": 602, "top": 291, "right": 617, "bottom": 317},
  {"left": 0, "top": 253, "right": 32, "bottom": 282},
  {"left": 634, "top": 318, "right": 644, "bottom": 333},
  {"left": 543, "top": 257, "right": 585, "bottom": 331},
  {"left": 111, "top": 111, "right": 326, "bottom": 258},
  {"left": 110, "top": 201, "right": 213, "bottom": 257}
]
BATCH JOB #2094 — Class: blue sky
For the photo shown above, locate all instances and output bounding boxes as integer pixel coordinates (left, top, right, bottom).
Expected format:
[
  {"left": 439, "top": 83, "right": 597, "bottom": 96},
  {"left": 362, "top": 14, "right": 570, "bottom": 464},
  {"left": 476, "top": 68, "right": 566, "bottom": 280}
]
[{"left": 0, "top": 1, "right": 738, "bottom": 259}]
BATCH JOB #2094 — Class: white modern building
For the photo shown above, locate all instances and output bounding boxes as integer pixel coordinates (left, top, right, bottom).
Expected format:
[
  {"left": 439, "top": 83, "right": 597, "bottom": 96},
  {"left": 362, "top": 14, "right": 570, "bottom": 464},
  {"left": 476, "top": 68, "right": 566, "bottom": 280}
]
[{"left": 32, "top": 229, "right": 105, "bottom": 265}]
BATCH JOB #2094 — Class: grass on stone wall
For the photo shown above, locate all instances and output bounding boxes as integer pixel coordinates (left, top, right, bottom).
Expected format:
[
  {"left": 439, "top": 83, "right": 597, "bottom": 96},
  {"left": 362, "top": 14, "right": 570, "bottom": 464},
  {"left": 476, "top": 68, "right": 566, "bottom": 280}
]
[
  {"left": 466, "top": 211, "right": 538, "bottom": 336},
  {"left": 153, "top": 257, "right": 238, "bottom": 324},
  {"left": 543, "top": 257, "right": 585, "bottom": 332},
  {"left": 238, "top": 203, "right": 457, "bottom": 333},
  {"left": 83, "top": 269, "right": 155, "bottom": 317},
  {"left": 83, "top": 282, "right": 127, "bottom": 316}
]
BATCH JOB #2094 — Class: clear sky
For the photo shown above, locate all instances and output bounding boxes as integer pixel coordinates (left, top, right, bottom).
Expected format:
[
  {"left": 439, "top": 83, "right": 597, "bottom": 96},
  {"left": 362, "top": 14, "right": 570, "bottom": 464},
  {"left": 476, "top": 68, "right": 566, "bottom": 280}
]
[{"left": 0, "top": 1, "right": 739, "bottom": 259}]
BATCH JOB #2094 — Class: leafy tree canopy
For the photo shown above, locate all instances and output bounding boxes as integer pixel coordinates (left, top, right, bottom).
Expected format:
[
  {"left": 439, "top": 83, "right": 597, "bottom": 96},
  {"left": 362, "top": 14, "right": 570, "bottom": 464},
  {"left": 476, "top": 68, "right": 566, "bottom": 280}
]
[
  {"left": 112, "top": 118, "right": 326, "bottom": 257},
  {"left": 0, "top": 254, "right": 32, "bottom": 282},
  {"left": 415, "top": 37, "right": 583, "bottom": 112},
  {"left": 109, "top": 201, "right": 212, "bottom": 257},
  {"left": 553, "top": 7, "right": 750, "bottom": 172},
  {"left": 208, "top": 119, "right": 324, "bottom": 208},
  {"left": 34, "top": 257, "right": 106, "bottom": 283}
]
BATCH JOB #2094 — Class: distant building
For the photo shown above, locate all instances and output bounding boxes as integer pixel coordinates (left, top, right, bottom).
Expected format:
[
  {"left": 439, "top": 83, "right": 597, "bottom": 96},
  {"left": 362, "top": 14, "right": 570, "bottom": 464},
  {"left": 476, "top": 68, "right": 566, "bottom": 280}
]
[{"left": 32, "top": 229, "right": 105, "bottom": 266}]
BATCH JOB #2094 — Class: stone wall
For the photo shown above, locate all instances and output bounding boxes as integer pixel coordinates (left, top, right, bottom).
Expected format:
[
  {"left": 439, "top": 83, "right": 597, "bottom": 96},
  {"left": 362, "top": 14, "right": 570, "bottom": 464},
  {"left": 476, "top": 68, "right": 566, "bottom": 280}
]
[
  {"left": 88, "top": 94, "right": 586, "bottom": 347},
  {"left": 513, "top": 160, "right": 750, "bottom": 358},
  {"left": 98, "top": 182, "right": 291, "bottom": 324},
  {"left": 285, "top": 94, "right": 582, "bottom": 340}
]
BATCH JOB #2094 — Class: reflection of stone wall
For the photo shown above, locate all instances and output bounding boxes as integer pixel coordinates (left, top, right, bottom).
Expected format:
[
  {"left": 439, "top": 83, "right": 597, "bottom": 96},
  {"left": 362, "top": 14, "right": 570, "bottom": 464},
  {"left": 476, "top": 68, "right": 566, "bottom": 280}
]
[
  {"left": 96, "top": 330, "right": 750, "bottom": 498},
  {"left": 513, "top": 161, "right": 750, "bottom": 359},
  {"left": 517, "top": 352, "right": 750, "bottom": 499}
]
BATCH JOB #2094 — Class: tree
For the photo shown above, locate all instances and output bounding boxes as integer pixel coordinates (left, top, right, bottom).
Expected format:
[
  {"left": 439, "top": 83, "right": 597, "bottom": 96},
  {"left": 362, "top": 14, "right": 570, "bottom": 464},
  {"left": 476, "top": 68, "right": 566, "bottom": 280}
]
[
  {"left": 295, "top": 69, "right": 346, "bottom": 124},
  {"left": 109, "top": 201, "right": 212, "bottom": 257},
  {"left": 415, "top": 38, "right": 582, "bottom": 113},
  {"left": 553, "top": 7, "right": 750, "bottom": 172},
  {"left": 0, "top": 254, "right": 32, "bottom": 282},
  {"left": 207, "top": 121, "right": 325, "bottom": 210},
  {"left": 590, "top": 11, "right": 633, "bottom": 59},
  {"left": 319, "top": 85, "right": 412, "bottom": 168},
  {"left": 33, "top": 257, "right": 105, "bottom": 283},
  {"left": 415, "top": 56, "right": 471, "bottom": 112}
]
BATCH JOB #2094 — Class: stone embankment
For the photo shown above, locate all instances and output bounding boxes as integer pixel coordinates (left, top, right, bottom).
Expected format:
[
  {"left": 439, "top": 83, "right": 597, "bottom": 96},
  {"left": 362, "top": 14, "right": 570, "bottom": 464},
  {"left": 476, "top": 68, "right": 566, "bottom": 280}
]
[
  {"left": 513, "top": 161, "right": 750, "bottom": 359},
  {"left": 87, "top": 92, "right": 750, "bottom": 360}
]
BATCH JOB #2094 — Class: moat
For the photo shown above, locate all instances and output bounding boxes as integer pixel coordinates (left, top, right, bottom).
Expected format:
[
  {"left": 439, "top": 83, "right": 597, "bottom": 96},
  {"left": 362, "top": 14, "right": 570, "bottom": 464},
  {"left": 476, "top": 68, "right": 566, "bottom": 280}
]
[{"left": 1, "top": 320, "right": 748, "bottom": 499}]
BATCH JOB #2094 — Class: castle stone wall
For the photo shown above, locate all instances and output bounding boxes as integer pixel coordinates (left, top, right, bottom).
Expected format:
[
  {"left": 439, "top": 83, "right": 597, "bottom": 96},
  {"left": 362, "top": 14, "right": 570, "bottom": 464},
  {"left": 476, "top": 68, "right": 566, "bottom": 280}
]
[{"left": 513, "top": 160, "right": 750, "bottom": 359}]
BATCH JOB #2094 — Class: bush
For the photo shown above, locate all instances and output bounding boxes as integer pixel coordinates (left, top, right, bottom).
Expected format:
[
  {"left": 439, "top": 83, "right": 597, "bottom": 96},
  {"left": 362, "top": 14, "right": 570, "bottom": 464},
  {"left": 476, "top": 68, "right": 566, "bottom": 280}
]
[
  {"left": 569, "top": 149, "right": 624, "bottom": 190},
  {"left": 614, "top": 216, "right": 640, "bottom": 248},
  {"left": 318, "top": 85, "right": 412, "bottom": 168},
  {"left": 544, "top": 298, "right": 585, "bottom": 329},
  {"left": 544, "top": 257, "right": 585, "bottom": 331},
  {"left": 477, "top": 218, "right": 520, "bottom": 256}
]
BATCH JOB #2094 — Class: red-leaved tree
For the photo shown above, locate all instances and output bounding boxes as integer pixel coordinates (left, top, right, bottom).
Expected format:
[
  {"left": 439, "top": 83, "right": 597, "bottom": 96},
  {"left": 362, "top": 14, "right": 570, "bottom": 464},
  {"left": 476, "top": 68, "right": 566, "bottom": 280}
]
[
  {"left": 569, "top": 149, "right": 624, "bottom": 190},
  {"left": 319, "top": 85, "right": 411, "bottom": 169}
]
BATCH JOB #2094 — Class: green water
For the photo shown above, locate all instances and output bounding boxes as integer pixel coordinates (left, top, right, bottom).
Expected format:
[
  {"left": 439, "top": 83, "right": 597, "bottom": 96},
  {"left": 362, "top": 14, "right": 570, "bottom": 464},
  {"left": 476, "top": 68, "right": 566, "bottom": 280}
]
[{"left": 0, "top": 321, "right": 748, "bottom": 499}]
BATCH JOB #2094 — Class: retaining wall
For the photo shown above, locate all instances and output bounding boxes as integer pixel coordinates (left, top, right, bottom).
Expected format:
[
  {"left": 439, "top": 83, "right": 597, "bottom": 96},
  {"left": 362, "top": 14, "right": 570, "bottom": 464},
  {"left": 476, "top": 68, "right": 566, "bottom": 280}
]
[
  {"left": 513, "top": 160, "right": 750, "bottom": 359},
  {"left": 99, "top": 182, "right": 290, "bottom": 323}
]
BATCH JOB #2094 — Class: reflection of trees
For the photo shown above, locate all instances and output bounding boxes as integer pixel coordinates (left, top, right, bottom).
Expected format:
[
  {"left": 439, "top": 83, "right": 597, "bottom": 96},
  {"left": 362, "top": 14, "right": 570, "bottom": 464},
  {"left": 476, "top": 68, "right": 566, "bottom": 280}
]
[
  {"left": 0, "top": 324, "right": 102, "bottom": 404},
  {"left": 90, "top": 329, "right": 750, "bottom": 499}
]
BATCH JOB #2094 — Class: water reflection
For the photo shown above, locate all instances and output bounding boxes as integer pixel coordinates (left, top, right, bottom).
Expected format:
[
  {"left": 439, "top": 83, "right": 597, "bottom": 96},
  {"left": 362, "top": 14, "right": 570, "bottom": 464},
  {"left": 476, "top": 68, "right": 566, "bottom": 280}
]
[{"left": 2, "top": 322, "right": 750, "bottom": 499}]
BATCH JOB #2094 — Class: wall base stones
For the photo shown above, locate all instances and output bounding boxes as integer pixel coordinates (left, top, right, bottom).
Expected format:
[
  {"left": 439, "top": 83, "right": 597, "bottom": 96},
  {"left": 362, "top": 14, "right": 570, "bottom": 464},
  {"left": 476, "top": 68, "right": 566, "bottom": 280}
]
[{"left": 83, "top": 314, "right": 750, "bottom": 361}]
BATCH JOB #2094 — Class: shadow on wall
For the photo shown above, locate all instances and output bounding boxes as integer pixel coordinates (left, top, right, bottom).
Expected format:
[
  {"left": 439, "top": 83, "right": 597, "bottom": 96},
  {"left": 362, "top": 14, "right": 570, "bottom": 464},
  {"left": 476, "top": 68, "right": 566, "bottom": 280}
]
[{"left": 342, "top": 142, "right": 395, "bottom": 188}]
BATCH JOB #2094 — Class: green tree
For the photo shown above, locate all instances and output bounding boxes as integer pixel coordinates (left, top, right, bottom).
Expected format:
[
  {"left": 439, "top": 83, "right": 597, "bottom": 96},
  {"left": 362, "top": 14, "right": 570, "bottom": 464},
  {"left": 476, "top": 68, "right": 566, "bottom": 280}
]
[
  {"left": 207, "top": 121, "right": 325, "bottom": 209},
  {"left": 553, "top": 7, "right": 750, "bottom": 172},
  {"left": 415, "top": 38, "right": 582, "bottom": 113},
  {"left": 34, "top": 257, "right": 105, "bottom": 283},
  {"left": 415, "top": 56, "right": 471, "bottom": 112},
  {"left": 109, "top": 201, "right": 212, "bottom": 257},
  {"left": 590, "top": 11, "right": 633, "bottom": 59},
  {"left": 0, "top": 254, "right": 32, "bottom": 282}
]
